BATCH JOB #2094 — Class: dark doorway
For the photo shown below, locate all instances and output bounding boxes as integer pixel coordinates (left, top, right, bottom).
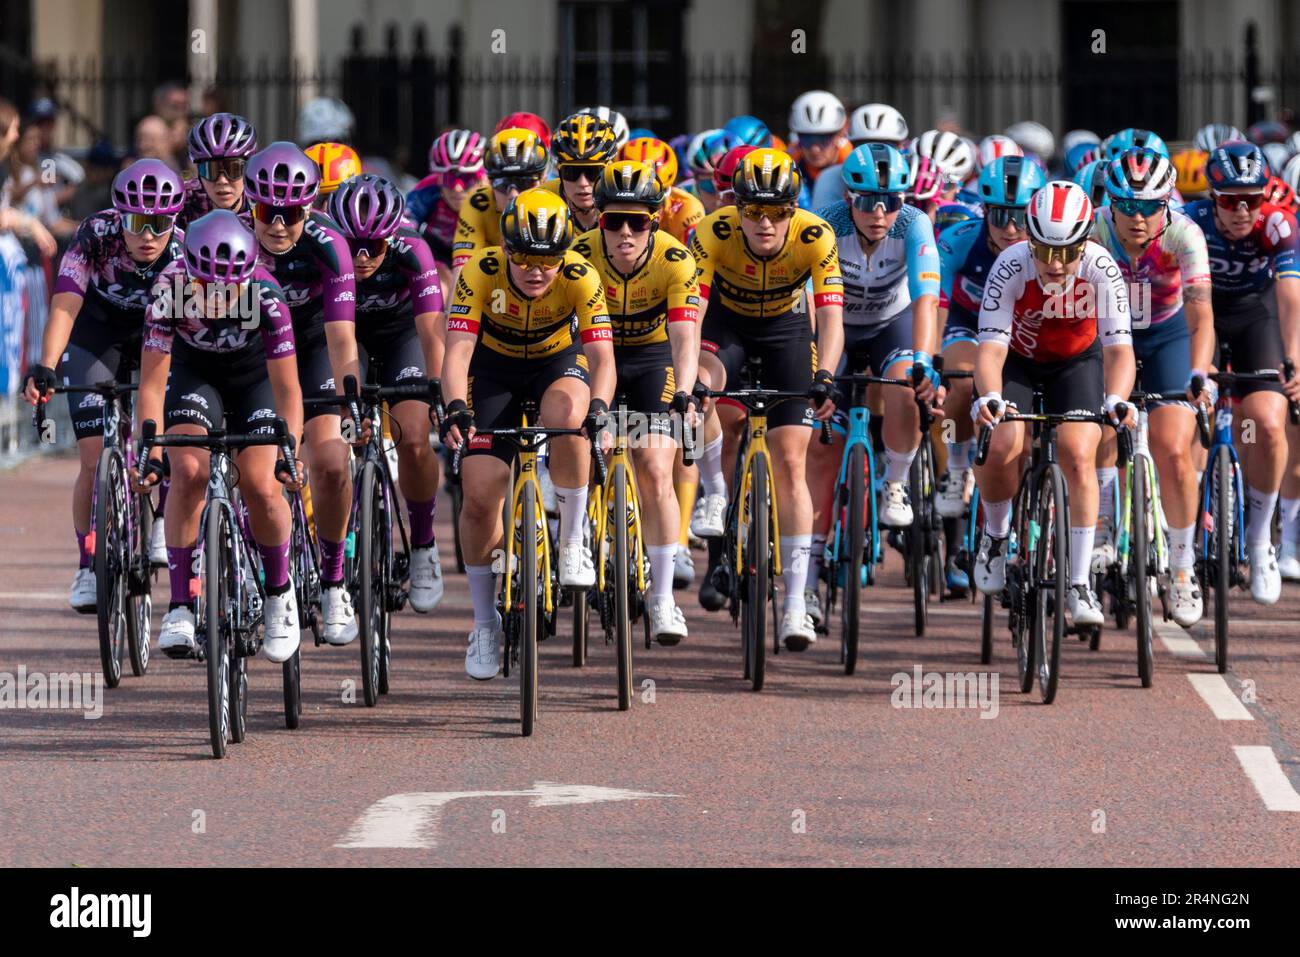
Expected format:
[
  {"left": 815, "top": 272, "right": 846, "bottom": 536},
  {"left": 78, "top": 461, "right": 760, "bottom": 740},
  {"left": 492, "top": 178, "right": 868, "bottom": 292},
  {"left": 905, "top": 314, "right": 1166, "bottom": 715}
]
[{"left": 1061, "top": 0, "right": 1179, "bottom": 136}]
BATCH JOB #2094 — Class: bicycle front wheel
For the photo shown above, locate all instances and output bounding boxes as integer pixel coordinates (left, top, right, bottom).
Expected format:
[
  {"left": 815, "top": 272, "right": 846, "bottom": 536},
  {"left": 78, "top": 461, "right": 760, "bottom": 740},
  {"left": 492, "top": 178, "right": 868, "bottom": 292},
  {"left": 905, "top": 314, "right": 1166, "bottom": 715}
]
[
  {"left": 613, "top": 465, "right": 633, "bottom": 710},
  {"left": 127, "top": 491, "right": 153, "bottom": 678},
  {"left": 204, "top": 506, "right": 233, "bottom": 759},
  {"left": 520, "top": 479, "right": 540, "bottom": 736},
  {"left": 908, "top": 446, "right": 930, "bottom": 636},
  {"left": 1035, "top": 464, "right": 1068, "bottom": 704},
  {"left": 94, "top": 447, "right": 127, "bottom": 688},
  {"left": 357, "top": 461, "right": 385, "bottom": 707},
  {"left": 1133, "top": 456, "right": 1154, "bottom": 688},
  {"left": 841, "top": 443, "right": 865, "bottom": 675},
  {"left": 1212, "top": 444, "right": 1233, "bottom": 674},
  {"left": 746, "top": 454, "right": 770, "bottom": 691}
]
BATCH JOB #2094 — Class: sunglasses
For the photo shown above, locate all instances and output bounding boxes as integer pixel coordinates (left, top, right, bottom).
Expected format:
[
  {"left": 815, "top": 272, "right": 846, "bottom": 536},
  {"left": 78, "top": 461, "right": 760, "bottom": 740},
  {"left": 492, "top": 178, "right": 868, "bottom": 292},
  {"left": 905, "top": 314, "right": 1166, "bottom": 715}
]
[
  {"left": 558, "top": 164, "right": 604, "bottom": 183},
  {"left": 491, "top": 175, "right": 540, "bottom": 193},
  {"left": 600, "top": 211, "right": 655, "bottom": 233},
  {"left": 508, "top": 251, "right": 564, "bottom": 270},
  {"left": 442, "top": 172, "right": 481, "bottom": 191},
  {"left": 196, "top": 158, "right": 247, "bottom": 183},
  {"left": 798, "top": 132, "right": 837, "bottom": 148},
  {"left": 1212, "top": 190, "right": 1266, "bottom": 211},
  {"left": 985, "top": 205, "right": 1028, "bottom": 229},
  {"left": 121, "top": 212, "right": 176, "bottom": 236},
  {"left": 850, "top": 192, "right": 905, "bottom": 214},
  {"left": 347, "top": 236, "right": 389, "bottom": 259},
  {"left": 740, "top": 203, "right": 796, "bottom": 222},
  {"left": 252, "top": 203, "right": 307, "bottom": 227},
  {"left": 1028, "top": 239, "right": 1086, "bottom": 265},
  {"left": 1112, "top": 198, "right": 1166, "bottom": 218}
]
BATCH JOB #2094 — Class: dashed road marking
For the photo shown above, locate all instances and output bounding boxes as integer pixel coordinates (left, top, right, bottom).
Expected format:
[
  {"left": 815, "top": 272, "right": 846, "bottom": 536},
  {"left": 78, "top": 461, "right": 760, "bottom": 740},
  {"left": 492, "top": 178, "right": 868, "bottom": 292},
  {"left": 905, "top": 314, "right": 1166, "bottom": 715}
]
[
  {"left": 1233, "top": 746, "right": 1300, "bottom": 811},
  {"left": 1187, "top": 674, "right": 1253, "bottom": 720},
  {"left": 1154, "top": 621, "right": 1205, "bottom": 658}
]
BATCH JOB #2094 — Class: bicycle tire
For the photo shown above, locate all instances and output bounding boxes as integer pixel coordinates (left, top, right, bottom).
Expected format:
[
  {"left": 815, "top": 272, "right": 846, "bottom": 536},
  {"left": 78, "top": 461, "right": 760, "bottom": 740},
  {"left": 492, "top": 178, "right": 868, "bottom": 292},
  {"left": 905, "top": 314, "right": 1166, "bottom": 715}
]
[
  {"left": 521, "top": 479, "right": 539, "bottom": 736},
  {"left": 613, "top": 464, "right": 633, "bottom": 710},
  {"left": 357, "top": 461, "right": 384, "bottom": 707},
  {"left": 1133, "top": 455, "right": 1154, "bottom": 688},
  {"left": 204, "top": 506, "right": 232, "bottom": 759},
  {"left": 1036, "top": 464, "right": 1068, "bottom": 704},
  {"left": 450, "top": 476, "right": 466, "bottom": 573},
  {"left": 283, "top": 649, "right": 302, "bottom": 729},
  {"left": 980, "top": 592, "right": 994, "bottom": 665},
  {"left": 1012, "top": 490, "right": 1035, "bottom": 694},
  {"left": 747, "top": 454, "right": 769, "bottom": 691},
  {"left": 573, "top": 586, "right": 589, "bottom": 666},
  {"left": 128, "top": 492, "right": 152, "bottom": 677},
  {"left": 1213, "top": 445, "right": 1232, "bottom": 674},
  {"left": 842, "top": 443, "right": 865, "bottom": 675},
  {"left": 909, "top": 446, "right": 929, "bottom": 636},
  {"left": 94, "top": 447, "right": 125, "bottom": 688}
]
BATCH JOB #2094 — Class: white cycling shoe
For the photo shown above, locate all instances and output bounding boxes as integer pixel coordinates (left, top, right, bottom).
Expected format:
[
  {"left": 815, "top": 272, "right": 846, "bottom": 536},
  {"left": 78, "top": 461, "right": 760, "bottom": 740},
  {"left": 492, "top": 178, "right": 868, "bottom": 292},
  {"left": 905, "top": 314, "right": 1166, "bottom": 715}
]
[
  {"left": 879, "top": 480, "right": 914, "bottom": 527},
  {"left": 936, "top": 468, "right": 970, "bottom": 519},
  {"left": 466, "top": 624, "right": 502, "bottom": 680},
  {"left": 1091, "top": 517, "right": 1116, "bottom": 574},
  {"left": 1169, "top": 567, "right": 1204, "bottom": 628},
  {"left": 973, "top": 532, "right": 1008, "bottom": 594},
  {"left": 1277, "top": 541, "right": 1300, "bottom": 581},
  {"left": 1248, "top": 544, "right": 1282, "bottom": 605},
  {"left": 648, "top": 596, "right": 688, "bottom": 645},
  {"left": 261, "top": 587, "right": 300, "bottom": 663},
  {"left": 159, "top": 606, "right": 197, "bottom": 656},
  {"left": 673, "top": 545, "right": 695, "bottom": 586},
  {"left": 149, "top": 518, "right": 167, "bottom": 566},
  {"left": 321, "top": 584, "right": 358, "bottom": 646},
  {"left": 69, "top": 567, "right": 97, "bottom": 613},
  {"left": 691, "top": 493, "right": 728, "bottom": 538},
  {"left": 804, "top": 587, "right": 823, "bottom": 627},
  {"left": 408, "top": 544, "right": 444, "bottom": 612},
  {"left": 780, "top": 608, "right": 817, "bottom": 652},
  {"left": 559, "top": 542, "right": 596, "bottom": 589},
  {"left": 1066, "top": 584, "right": 1105, "bottom": 628}
]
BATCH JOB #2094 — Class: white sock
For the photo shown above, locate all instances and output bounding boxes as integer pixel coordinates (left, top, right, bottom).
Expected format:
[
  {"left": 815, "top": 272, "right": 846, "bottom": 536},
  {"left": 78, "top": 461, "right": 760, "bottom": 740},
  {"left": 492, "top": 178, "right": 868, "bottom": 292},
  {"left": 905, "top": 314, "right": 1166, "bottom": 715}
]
[
  {"left": 883, "top": 446, "right": 917, "bottom": 483},
  {"left": 983, "top": 498, "right": 1012, "bottom": 537},
  {"left": 1245, "top": 485, "right": 1278, "bottom": 548},
  {"left": 699, "top": 434, "right": 726, "bottom": 498},
  {"left": 553, "top": 484, "right": 588, "bottom": 545},
  {"left": 806, "top": 533, "right": 827, "bottom": 590},
  {"left": 466, "top": 563, "right": 499, "bottom": 630},
  {"left": 1280, "top": 497, "right": 1300, "bottom": 545},
  {"left": 780, "top": 534, "right": 811, "bottom": 615},
  {"left": 1069, "top": 526, "right": 1095, "bottom": 586},
  {"left": 1168, "top": 524, "right": 1195, "bottom": 570},
  {"left": 648, "top": 544, "right": 676, "bottom": 601},
  {"left": 947, "top": 438, "right": 976, "bottom": 471},
  {"left": 1096, "top": 467, "right": 1118, "bottom": 523}
]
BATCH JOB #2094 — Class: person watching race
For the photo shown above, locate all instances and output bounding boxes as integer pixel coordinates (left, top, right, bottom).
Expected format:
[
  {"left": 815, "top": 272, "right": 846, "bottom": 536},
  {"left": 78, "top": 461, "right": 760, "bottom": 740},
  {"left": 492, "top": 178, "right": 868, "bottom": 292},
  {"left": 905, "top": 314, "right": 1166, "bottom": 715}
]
[
  {"left": 441, "top": 188, "right": 615, "bottom": 679},
  {"left": 804, "top": 143, "right": 941, "bottom": 622},
  {"left": 971, "top": 180, "right": 1135, "bottom": 628},
  {"left": 571, "top": 160, "right": 702, "bottom": 642},
  {"left": 689, "top": 147, "right": 845, "bottom": 649},
  {"left": 549, "top": 112, "right": 621, "bottom": 232},
  {"left": 23, "top": 159, "right": 186, "bottom": 609},
  {"left": 178, "top": 112, "right": 257, "bottom": 229},
  {"left": 451, "top": 127, "right": 550, "bottom": 271},
  {"left": 134, "top": 210, "right": 305, "bottom": 662}
]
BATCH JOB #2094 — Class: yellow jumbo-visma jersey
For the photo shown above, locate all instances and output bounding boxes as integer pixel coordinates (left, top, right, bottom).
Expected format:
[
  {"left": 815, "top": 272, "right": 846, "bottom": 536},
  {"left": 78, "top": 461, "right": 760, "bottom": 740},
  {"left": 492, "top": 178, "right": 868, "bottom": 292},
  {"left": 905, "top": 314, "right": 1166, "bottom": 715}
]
[
  {"left": 689, "top": 206, "right": 843, "bottom": 318},
  {"left": 660, "top": 186, "right": 705, "bottom": 245},
  {"left": 449, "top": 246, "right": 612, "bottom": 360},
  {"left": 571, "top": 229, "right": 700, "bottom": 347},
  {"left": 452, "top": 180, "right": 562, "bottom": 269}
]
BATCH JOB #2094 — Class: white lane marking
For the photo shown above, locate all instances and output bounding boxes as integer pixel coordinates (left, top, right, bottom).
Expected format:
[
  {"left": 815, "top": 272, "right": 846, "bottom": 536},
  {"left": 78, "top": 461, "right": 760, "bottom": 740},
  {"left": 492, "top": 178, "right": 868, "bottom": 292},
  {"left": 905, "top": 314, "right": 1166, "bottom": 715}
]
[
  {"left": 1233, "top": 746, "right": 1300, "bottom": 811},
  {"left": 1187, "top": 674, "right": 1254, "bottom": 721},
  {"left": 335, "top": 781, "right": 681, "bottom": 848},
  {"left": 0, "top": 592, "right": 67, "bottom": 602},
  {"left": 1154, "top": 620, "right": 1206, "bottom": 658}
]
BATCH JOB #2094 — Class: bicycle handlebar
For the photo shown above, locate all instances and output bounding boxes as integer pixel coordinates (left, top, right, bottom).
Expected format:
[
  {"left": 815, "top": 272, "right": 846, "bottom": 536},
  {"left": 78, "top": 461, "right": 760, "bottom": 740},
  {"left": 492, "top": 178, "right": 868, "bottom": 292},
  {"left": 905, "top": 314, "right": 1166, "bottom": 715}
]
[
  {"left": 974, "top": 400, "right": 1130, "bottom": 467},
  {"left": 32, "top": 379, "right": 138, "bottom": 432},
  {"left": 449, "top": 424, "right": 607, "bottom": 487}
]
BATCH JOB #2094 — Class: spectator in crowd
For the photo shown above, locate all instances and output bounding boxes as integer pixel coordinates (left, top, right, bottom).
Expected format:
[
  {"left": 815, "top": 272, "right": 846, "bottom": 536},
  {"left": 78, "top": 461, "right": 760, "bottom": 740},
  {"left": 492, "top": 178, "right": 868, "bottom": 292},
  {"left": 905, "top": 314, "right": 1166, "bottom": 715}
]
[
  {"left": 27, "top": 98, "right": 82, "bottom": 213},
  {"left": 132, "top": 114, "right": 181, "bottom": 170},
  {"left": 200, "top": 86, "right": 228, "bottom": 116},
  {"left": 65, "top": 141, "right": 122, "bottom": 221},
  {"left": 152, "top": 81, "right": 191, "bottom": 166},
  {"left": 0, "top": 97, "right": 55, "bottom": 265},
  {"left": 7, "top": 120, "right": 76, "bottom": 241}
]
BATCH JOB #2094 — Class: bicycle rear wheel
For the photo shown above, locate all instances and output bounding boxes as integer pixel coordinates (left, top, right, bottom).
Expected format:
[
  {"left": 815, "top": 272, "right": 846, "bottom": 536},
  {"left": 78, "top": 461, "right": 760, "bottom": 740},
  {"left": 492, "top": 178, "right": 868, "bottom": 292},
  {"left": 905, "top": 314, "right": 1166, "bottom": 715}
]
[
  {"left": 94, "top": 448, "right": 126, "bottom": 688},
  {"left": 746, "top": 455, "right": 770, "bottom": 691},
  {"left": 127, "top": 491, "right": 153, "bottom": 678},
  {"left": 1036, "top": 464, "right": 1068, "bottom": 704},
  {"left": 908, "top": 447, "right": 929, "bottom": 636},
  {"left": 357, "top": 461, "right": 385, "bottom": 707},
  {"left": 613, "top": 465, "right": 633, "bottom": 710},
  {"left": 1133, "top": 456, "right": 1154, "bottom": 688},
  {"left": 204, "top": 506, "right": 233, "bottom": 759},
  {"left": 841, "top": 443, "right": 865, "bottom": 675},
  {"left": 1011, "top": 491, "right": 1035, "bottom": 693},
  {"left": 520, "top": 480, "right": 540, "bottom": 736},
  {"left": 1212, "top": 445, "right": 1232, "bottom": 674}
]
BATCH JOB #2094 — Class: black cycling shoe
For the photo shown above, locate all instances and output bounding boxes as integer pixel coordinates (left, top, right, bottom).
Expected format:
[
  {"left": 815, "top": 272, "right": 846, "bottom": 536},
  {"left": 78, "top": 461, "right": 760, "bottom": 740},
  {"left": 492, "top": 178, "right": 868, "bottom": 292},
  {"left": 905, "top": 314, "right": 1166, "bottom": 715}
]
[{"left": 699, "top": 564, "right": 728, "bottom": 611}]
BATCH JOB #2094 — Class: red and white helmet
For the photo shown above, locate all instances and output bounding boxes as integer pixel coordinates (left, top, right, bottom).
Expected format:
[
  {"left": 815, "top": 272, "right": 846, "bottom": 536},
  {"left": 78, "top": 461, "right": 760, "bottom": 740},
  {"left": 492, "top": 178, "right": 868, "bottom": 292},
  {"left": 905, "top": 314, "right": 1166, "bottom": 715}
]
[
  {"left": 1027, "top": 181, "right": 1094, "bottom": 246},
  {"left": 976, "top": 134, "right": 1023, "bottom": 171}
]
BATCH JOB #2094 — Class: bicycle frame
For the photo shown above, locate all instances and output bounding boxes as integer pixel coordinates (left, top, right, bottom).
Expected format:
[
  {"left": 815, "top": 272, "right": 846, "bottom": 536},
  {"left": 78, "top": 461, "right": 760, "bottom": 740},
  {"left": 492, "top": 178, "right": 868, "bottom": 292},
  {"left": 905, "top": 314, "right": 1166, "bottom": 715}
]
[
  {"left": 1197, "top": 394, "right": 1245, "bottom": 570},
  {"left": 827, "top": 381, "right": 880, "bottom": 579},
  {"left": 1116, "top": 401, "right": 1169, "bottom": 579},
  {"left": 591, "top": 419, "right": 646, "bottom": 598},
  {"left": 502, "top": 412, "right": 556, "bottom": 620}
]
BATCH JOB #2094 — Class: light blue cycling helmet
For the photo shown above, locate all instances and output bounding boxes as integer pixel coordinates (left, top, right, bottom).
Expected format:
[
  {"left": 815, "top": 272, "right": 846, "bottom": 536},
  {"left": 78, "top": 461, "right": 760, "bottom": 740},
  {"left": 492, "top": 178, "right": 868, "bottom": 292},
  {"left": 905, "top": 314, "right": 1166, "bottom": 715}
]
[
  {"left": 1103, "top": 128, "right": 1170, "bottom": 160},
  {"left": 627, "top": 127, "right": 656, "bottom": 142},
  {"left": 977, "top": 155, "right": 1047, "bottom": 207},
  {"left": 841, "top": 143, "right": 911, "bottom": 193},
  {"left": 1064, "top": 141, "right": 1098, "bottom": 174},
  {"left": 724, "top": 114, "right": 772, "bottom": 148},
  {"left": 1073, "top": 158, "right": 1110, "bottom": 208}
]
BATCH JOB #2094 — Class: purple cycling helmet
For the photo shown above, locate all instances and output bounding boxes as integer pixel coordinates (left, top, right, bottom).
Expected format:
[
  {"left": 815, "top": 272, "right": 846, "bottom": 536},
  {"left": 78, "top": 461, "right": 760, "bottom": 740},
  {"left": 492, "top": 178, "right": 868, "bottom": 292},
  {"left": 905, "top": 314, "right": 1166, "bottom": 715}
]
[
  {"left": 188, "top": 112, "right": 258, "bottom": 162},
  {"left": 244, "top": 141, "right": 320, "bottom": 207},
  {"left": 112, "top": 159, "right": 185, "bottom": 215},
  {"left": 328, "top": 173, "right": 406, "bottom": 240},
  {"left": 183, "top": 210, "right": 259, "bottom": 283}
]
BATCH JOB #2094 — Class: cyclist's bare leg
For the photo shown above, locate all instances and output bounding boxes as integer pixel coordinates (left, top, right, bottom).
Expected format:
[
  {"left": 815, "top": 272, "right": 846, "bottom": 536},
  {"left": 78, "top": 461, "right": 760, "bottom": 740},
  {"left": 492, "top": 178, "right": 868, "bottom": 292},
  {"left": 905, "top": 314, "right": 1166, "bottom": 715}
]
[
  {"left": 769, "top": 423, "right": 814, "bottom": 538},
  {"left": 302, "top": 414, "right": 353, "bottom": 546},
  {"left": 539, "top": 376, "right": 590, "bottom": 490},
  {"left": 632, "top": 442, "right": 679, "bottom": 547},
  {"left": 1236, "top": 391, "right": 1287, "bottom": 493},
  {"left": 973, "top": 421, "right": 1027, "bottom": 509},
  {"left": 1149, "top": 405, "right": 1199, "bottom": 526},
  {"left": 72, "top": 435, "right": 104, "bottom": 535},
  {"left": 391, "top": 398, "right": 439, "bottom": 506},
  {"left": 458, "top": 455, "right": 509, "bottom": 564},
  {"left": 234, "top": 445, "right": 291, "bottom": 544},
  {"left": 940, "top": 340, "right": 977, "bottom": 445}
]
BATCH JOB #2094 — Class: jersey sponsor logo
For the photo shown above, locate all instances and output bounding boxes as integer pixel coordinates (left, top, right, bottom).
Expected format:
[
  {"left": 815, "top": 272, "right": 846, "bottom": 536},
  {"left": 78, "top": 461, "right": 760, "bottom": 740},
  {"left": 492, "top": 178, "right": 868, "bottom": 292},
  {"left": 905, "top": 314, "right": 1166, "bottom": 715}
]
[
  {"left": 920, "top": 271, "right": 941, "bottom": 283},
  {"left": 664, "top": 246, "right": 689, "bottom": 262},
  {"left": 469, "top": 433, "right": 493, "bottom": 449},
  {"left": 419, "top": 285, "right": 440, "bottom": 298},
  {"left": 1266, "top": 210, "right": 1293, "bottom": 244},
  {"left": 249, "top": 407, "right": 276, "bottom": 420},
  {"left": 271, "top": 338, "right": 294, "bottom": 355},
  {"left": 303, "top": 217, "right": 334, "bottom": 246},
  {"left": 561, "top": 261, "right": 589, "bottom": 280},
  {"left": 469, "top": 190, "right": 491, "bottom": 212},
  {"left": 396, "top": 365, "right": 423, "bottom": 380},
  {"left": 447, "top": 317, "right": 476, "bottom": 333},
  {"left": 799, "top": 224, "right": 824, "bottom": 244},
  {"left": 479, "top": 254, "right": 501, "bottom": 276},
  {"left": 180, "top": 392, "right": 209, "bottom": 409},
  {"left": 335, "top": 290, "right": 356, "bottom": 303},
  {"left": 711, "top": 218, "right": 732, "bottom": 241}
]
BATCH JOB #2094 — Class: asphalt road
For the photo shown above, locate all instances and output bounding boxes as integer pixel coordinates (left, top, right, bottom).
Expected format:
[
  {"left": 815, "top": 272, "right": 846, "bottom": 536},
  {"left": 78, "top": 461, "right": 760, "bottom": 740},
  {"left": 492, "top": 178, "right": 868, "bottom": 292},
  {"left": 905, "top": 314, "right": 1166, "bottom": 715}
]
[{"left": 2, "top": 453, "right": 1298, "bottom": 866}]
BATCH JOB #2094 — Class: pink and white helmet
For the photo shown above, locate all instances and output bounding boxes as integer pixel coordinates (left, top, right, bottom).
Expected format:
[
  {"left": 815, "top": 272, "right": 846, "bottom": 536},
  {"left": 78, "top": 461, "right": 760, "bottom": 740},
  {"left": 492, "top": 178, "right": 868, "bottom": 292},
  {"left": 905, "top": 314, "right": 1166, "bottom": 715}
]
[
  {"left": 976, "top": 134, "right": 1023, "bottom": 172},
  {"left": 428, "top": 129, "right": 487, "bottom": 175},
  {"left": 914, "top": 129, "right": 974, "bottom": 185},
  {"left": 1027, "top": 181, "right": 1094, "bottom": 246}
]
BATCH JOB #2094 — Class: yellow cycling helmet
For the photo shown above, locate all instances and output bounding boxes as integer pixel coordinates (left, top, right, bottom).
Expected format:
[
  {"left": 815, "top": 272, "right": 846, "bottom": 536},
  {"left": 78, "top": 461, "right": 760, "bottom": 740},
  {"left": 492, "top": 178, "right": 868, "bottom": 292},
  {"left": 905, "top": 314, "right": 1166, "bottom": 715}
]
[
  {"left": 500, "top": 187, "right": 574, "bottom": 256},
  {"left": 620, "top": 137, "right": 678, "bottom": 188},
  {"left": 1172, "top": 148, "right": 1210, "bottom": 198},
  {"left": 594, "top": 160, "right": 668, "bottom": 210},
  {"left": 485, "top": 128, "right": 550, "bottom": 178},
  {"left": 551, "top": 113, "right": 620, "bottom": 166},
  {"left": 732, "top": 147, "right": 801, "bottom": 204},
  {"left": 305, "top": 142, "right": 361, "bottom": 194}
]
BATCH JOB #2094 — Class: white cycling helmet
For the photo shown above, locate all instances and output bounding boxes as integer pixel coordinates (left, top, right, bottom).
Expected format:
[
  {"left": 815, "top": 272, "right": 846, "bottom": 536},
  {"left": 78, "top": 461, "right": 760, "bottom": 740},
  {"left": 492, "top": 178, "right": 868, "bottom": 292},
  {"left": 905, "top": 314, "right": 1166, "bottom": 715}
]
[
  {"left": 848, "top": 103, "right": 908, "bottom": 144},
  {"left": 1061, "top": 129, "right": 1100, "bottom": 157},
  {"left": 1005, "top": 120, "right": 1055, "bottom": 161},
  {"left": 577, "top": 105, "right": 629, "bottom": 149},
  {"left": 1193, "top": 122, "right": 1245, "bottom": 153},
  {"left": 1262, "top": 141, "right": 1294, "bottom": 177},
  {"left": 789, "top": 90, "right": 846, "bottom": 136},
  {"left": 914, "top": 129, "right": 974, "bottom": 184},
  {"left": 1282, "top": 154, "right": 1300, "bottom": 196},
  {"left": 1027, "top": 181, "right": 1094, "bottom": 246},
  {"left": 299, "top": 96, "right": 355, "bottom": 145},
  {"left": 976, "top": 134, "right": 1023, "bottom": 171}
]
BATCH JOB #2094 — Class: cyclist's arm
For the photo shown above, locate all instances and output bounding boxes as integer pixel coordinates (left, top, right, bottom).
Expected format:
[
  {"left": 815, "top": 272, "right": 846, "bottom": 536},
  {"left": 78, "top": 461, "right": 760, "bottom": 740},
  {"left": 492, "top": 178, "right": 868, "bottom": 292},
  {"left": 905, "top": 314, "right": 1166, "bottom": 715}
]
[
  {"left": 688, "top": 227, "right": 716, "bottom": 326},
  {"left": 570, "top": 261, "right": 616, "bottom": 406},
  {"left": 442, "top": 268, "right": 484, "bottom": 406},
  {"left": 1094, "top": 253, "right": 1136, "bottom": 403},
  {"left": 807, "top": 220, "right": 845, "bottom": 373},
  {"left": 138, "top": 285, "right": 175, "bottom": 452},
  {"left": 451, "top": 187, "right": 491, "bottom": 271},
  {"left": 1184, "top": 284, "right": 1215, "bottom": 373},
  {"left": 974, "top": 247, "right": 1018, "bottom": 402},
  {"left": 35, "top": 292, "right": 83, "bottom": 374},
  {"left": 406, "top": 235, "right": 447, "bottom": 382},
  {"left": 318, "top": 228, "right": 362, "bottom": 396},
  {"left": 973, "top": 340, "right": 1008, "bottom": 401},
  {"left": 259, "top": 293, "right": 303, "bottom": 441},
  {"left": 906, "top": 212, "right": 942, "bottom": 356},
  {"left": 1277, "top": 275, "right": 1300, "bottom": 364},
  {"left": 665, "top": 248, "right": 702, "bottom": 394}
]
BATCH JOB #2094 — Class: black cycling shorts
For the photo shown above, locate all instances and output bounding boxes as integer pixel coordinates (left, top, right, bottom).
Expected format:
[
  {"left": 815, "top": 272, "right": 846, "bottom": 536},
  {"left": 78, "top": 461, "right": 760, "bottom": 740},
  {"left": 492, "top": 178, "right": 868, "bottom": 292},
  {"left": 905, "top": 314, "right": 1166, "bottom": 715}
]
[
  {"left": 1002, "top": 338, "right": 1104, "bottom": 417},
  {"left": 165, "top": 338, "right": 277, "bottom": 435},
  {"left": 60, "top": 312, "right": 141, "bottom": 441},
  {"left": 1213, "top": 293, "right": 1285, "bottom": 397},
  {"left": 357, "top": 321, "right": 429, "bottom": 398},
  {"left": 701, "top": 302, "right": 815, "bottom": 429},
  {"left": 465, "top": 346, "right": 591, "bottom": 463},
  {"left": 613, "top": 342, "right": 676, "bottom": 439},
  {"left": 295, "top": 320, "right": 340, "bottom": 422}
]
